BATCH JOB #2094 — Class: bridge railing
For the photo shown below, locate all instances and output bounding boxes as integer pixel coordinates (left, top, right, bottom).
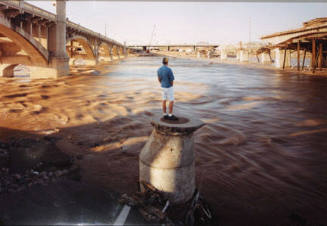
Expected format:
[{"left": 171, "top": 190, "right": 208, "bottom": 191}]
[
  {"left": 1, "top": 0, "right": 123, "bottom": 47},
  {"left": 68, "top": 21, "right": 122, "bottom": 46},
  {"left": 2, "top": 0, "right": 56, "bottom": 21}
]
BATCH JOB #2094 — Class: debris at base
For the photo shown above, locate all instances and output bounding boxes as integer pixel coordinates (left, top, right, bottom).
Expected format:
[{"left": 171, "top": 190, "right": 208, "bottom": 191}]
[
  {"left": 119, "top": 181, "right": 215, "bottom": 226},
  {"left": 119, "top": 181, "right": 173, "bottom": 224}
]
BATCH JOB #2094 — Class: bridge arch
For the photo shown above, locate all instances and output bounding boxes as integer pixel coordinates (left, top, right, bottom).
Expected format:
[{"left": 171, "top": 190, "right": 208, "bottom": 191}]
[
  {"left": 0, "top": 64, "right": 31, "bottom": 78},
  {"left": 0, "top": 23, "right": 48, "bottom": 67},
  {"left": 99, "top": 42, "right": 110, "bottom": 55},
  {"left": 0, "top": 64, "right": 17, "bottom": 77},
  {"left": 97, "top": 42, "right": 113, "bottom": 62},
  {"left": 66, "top": 35, "right": 96, "bottom": 65}
]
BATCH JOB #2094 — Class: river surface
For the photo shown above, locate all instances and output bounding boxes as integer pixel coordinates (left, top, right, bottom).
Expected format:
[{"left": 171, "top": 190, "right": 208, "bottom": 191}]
[{"left": 1, "top": 56, "right": 327, "bottom": 225}]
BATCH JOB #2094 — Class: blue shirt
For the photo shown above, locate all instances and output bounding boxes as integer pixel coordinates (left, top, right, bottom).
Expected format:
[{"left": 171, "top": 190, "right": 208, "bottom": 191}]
[{"left": 157, "top": 65, "right": 175, "bottom": 88}]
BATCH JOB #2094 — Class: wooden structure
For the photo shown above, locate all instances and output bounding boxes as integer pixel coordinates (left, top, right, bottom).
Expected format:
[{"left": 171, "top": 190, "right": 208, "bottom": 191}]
[{"left": 261, "top": 18, "right": 327, "bottom": 73}]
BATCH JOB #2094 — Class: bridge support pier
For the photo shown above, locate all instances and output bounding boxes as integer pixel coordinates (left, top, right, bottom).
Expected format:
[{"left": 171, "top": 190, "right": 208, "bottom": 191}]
[
  {"left": 124, "top": 42, "right": 128, "bottom": 58},
  {"left": 239, "top": 50, "right": 249, "bottom": 62},
  {"left": 220, "top": 49, "right": 227, "bottom": 60},
  {"left": 117, "top": 48, "right": 121, "bottom": 59},
  {"left": 236, "top": 51, "right": 240, "bottom": 60},
  {"left": 273, "top": 48, "right": 290, "bottom": 68},
  {"left": 260, "top": 53, "right": 271, "bottom": 64},
  {"left": 45, "top": 0, "right": 69, "bottom": 78},
  {"left": 139, "top": 115, "right": 204, "bottom": 204},
  {"left": 109, "top": 45, "right": 113, "bottom": 61}
]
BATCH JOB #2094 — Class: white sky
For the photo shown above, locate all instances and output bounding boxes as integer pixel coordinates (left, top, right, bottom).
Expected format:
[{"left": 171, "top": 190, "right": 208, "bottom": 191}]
[{"left": 28, "top": 1, "right": 327, "bottom": 45}]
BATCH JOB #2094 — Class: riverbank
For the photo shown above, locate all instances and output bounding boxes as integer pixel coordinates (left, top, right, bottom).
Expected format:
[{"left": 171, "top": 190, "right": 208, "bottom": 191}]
[{"left": 156, "top": 50, "right": 327, "bottom": 77}]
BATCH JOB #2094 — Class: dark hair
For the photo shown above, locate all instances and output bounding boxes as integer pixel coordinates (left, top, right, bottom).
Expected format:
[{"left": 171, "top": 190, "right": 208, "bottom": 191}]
[{"left": 162, "top": 57, "right": 168, "bottom": 65}]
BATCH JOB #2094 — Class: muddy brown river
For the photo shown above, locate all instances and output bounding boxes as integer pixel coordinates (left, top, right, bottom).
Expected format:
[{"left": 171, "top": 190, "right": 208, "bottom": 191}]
[{"left": 1, "top": 56, "right": 327, "bottom": 225}]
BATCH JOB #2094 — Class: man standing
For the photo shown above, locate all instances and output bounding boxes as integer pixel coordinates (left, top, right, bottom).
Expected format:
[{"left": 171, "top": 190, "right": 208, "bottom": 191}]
[{"left": 157, "top": 57, "right": 178, "bottom": 120}]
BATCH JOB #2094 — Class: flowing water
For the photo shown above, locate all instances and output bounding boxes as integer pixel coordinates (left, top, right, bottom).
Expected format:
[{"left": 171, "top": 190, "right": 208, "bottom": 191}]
[{"left": 1, "top": 56, "right": 327, "bottom": 225}]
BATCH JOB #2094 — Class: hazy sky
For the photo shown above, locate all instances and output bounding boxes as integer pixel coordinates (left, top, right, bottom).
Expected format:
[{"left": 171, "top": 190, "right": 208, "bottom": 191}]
[{"left": 29, "top": 1, "right": 327, "bottom": 45}]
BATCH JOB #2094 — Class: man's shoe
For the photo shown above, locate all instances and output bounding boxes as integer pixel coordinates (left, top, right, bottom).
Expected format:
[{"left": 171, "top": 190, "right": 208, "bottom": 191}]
[
  {"left": 168, "top": 115, "right": 178, "bottom": 121},
  {"left": 163, "top": 115, "right": 169, "bottom": 120}
]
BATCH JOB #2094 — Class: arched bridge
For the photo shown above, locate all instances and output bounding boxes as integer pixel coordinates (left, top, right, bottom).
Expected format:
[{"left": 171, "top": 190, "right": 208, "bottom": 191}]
[{"left": 0, "top": 0, "right": 128, "bottom": 78}]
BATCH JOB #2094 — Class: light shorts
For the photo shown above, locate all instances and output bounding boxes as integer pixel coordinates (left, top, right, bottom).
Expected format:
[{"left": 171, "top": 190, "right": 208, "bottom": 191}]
[{"left": 162, "top": 87, "right": 174, "bottom": 101}]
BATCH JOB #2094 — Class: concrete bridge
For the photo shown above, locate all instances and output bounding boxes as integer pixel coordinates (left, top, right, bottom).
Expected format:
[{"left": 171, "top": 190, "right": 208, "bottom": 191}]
[
  {"left": 128, "top": 44, "right": 219, "bottom": 52},
  {"left": 0, "top": 0, "right": 127, "bottom": 78}
]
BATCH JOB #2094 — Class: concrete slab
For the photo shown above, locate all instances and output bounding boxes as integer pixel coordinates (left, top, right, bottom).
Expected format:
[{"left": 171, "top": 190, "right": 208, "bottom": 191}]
[{"left": 151, "top": 114, "right": 205, "bottom": 135}]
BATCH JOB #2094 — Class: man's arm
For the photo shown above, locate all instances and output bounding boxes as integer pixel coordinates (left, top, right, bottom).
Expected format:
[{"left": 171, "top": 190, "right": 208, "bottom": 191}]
[
  {"left": 157, "top": 70, "right": 162, "bottom": 83},
  {"left": 169, "top": 69, "right": 175, "bottom": 86}
]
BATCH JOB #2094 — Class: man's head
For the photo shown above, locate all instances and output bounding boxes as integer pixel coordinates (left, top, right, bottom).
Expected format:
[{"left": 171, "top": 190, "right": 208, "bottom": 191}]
[{"left": 162, "top": 57, "right": 168, "bottom": 65}]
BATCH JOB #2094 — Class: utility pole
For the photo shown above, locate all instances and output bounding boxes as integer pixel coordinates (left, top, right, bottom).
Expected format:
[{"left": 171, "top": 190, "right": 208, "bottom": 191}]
[
  {"left": 249, "top": 17, "right": 251, "bottom": 49},
  {"left": 249, "top": 17, "right": 251, "bottom": 43},
  {"left": 149, "top": 24, "right": 156, "bottom": 47}
]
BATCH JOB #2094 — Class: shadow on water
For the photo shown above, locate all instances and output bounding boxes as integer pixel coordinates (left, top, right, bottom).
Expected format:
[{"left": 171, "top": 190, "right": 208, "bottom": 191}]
[{"left": 1, "top": 107, "right": 327, "bottom": 225}]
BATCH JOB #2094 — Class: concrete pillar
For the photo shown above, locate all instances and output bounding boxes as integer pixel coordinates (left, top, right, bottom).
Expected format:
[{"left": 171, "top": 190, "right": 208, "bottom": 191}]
[
  {"left": 93, "top": 42, "right": 99, "bottom": 65},
  {"left": 48, "top": 0, "right": 69, "bottom": 77},
  {"left": 45, "top": 26, "right": 49, "bottom": 48},
  {"left": 273, "top": 48, "right": 290, "bottom": 68},
  {"left": 207, "top": 50, "right": 211, "bottom": 59},
  {"left": 69, "top": 40, "right": 74, "bottom": 58},
  {"left": 55, "top": 1, "right": 68, "bottom": 59},
  {"left": 38, "top": 24, "right": 41, "bottom": 43},
  {"left": 116, "top": 46, "right": 120, "bottom": 59},
  {"left": 23, "top": 20, "right": 32, "bottom": 35},
  {"left": 239, "top": 50, "right": 249, "bottom": 62},
  {"left": 220, "top": 49, "right": 227, "bottom": 60},
  {"left": 139, "top": 115, "right": 204, "bottom": 204},
  {"left": 109, "top": 46, "right": 113, "bottom": 61},
  {"left": 236, "top": 51, "right": 240, "bottom": 60},
  {"left": 123, "top": 41, "right": 127, "bottom": 57},
  {"left": 47, "top": 24, "right": 56, "bottom": 56},
  {"left": 260, "top": 53, "right": 270, "bottom": 64}
]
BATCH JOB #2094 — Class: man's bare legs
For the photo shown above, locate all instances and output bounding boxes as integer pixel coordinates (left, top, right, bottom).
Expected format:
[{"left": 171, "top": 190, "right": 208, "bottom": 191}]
[
  {"left": 162, "top": 100, "right": 174, "bottom": 114},
  {"left": 162, "top": 100, "right": 167, "bottom": 114},
  {"left": 168, "top": 101, "right": 174, "bottom": 114}
]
